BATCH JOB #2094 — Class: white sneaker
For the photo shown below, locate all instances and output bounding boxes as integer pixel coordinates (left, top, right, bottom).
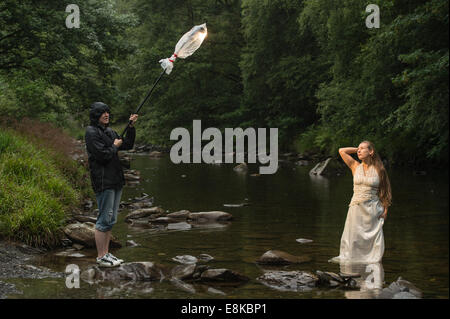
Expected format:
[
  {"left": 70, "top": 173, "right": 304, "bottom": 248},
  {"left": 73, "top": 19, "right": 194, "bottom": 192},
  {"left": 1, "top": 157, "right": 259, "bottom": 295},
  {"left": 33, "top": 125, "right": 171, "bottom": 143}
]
[
  {"left": 96, "top": 254, "right": 120, "bottom": 267},
  {"left": 106, "top": 253, "right": 124, "bottom": 264}
]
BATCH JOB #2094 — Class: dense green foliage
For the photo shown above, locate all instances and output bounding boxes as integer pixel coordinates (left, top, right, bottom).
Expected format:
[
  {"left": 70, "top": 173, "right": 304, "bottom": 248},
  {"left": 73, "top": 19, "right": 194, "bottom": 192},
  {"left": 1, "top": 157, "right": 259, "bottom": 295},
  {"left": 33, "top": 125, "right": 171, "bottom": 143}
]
[
  {"left": 0, "top": 127, "right": 91, "bottom": 247},
  {"left": 1, "top": 0, "right": 448, "bottom": 166}
]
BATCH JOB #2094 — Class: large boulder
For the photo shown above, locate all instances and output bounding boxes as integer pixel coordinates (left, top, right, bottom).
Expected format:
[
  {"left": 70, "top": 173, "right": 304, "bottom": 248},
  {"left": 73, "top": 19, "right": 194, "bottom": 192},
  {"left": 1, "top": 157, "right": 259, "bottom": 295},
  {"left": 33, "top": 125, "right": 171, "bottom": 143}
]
[
  {"left": 256, "top": 250, "right": 311, "bottom": 265},
  {"left": 257, "top": 270, "right": 318, "bottom": 292},
  {"left": 63, "top": 222, "right": 121, "bottom": 248},
  {"left": 188, "top": 211, "right": 233, "bottom": 222}
]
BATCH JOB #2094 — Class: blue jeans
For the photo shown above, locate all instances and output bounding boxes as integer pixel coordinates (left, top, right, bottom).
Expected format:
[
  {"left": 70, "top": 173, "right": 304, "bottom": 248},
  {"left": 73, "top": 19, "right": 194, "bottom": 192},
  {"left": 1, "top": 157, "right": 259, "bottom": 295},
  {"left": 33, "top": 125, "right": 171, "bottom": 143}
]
[{"left": 95, "top": 188, "right": 123, "bottom": 232}]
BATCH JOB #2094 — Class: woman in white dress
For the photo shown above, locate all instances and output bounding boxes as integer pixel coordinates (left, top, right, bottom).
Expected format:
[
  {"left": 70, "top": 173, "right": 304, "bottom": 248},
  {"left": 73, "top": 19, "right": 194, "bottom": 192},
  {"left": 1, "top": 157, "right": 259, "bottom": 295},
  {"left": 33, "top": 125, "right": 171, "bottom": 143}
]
[{"left": 331, "top": 141, "right": 392, "bottom": 264}]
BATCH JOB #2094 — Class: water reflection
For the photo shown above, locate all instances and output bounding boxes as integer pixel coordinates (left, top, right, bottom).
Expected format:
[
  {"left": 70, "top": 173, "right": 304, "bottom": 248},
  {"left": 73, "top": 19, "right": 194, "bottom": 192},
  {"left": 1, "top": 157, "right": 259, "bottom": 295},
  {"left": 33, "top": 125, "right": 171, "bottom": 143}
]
[
  {"left": 309, "top": 174, "right": 330, "bottom": 201},
  {"left": 339, "top": 262, "right": 385, "bottom": 299}
]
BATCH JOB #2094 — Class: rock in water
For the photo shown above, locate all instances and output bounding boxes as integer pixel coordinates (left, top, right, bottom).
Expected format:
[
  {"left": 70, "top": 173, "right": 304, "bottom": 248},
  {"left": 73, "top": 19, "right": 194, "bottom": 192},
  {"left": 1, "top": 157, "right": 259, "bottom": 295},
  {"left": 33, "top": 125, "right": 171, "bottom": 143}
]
[
  {"left": 167, "top": 222, "right": 192, "bottom": 231},
  {"left": 200, "top": 269, "right": 249, "bottom": 284},
  {"left": 171, "top": 264, "right": 196, "bottom": 280},
  {"left": 377, "top": 277, "right": 422, "bottom": 299},
  {"left": 257, "top": 271, "right": 318, "bottom": 292},
  {"left": 296, "top": 238, "right": 313, "bottom": 244},
  {"left": 124, "top": 207, "right": 165, "bottom": 222},
  {"left": 172, "top": 255, "right": 198, "bottom": 265},
  {"left": 188, "top": 211, "right": 232, "bottom": 222},
  {"left": 81, "top": 262, "right": 166, "bottom": 283},
  {"left": 198, "top": 254, "right": 214, "bottom": 262},
  {"left": 166, "top": 210, "right": 191, "bottom": 220},
  {"left": 169, "top": 278, "right": 196, "bottom": 294},
  {"left": 309, "top": 158, "right": 331, "bottom": 176},
  {"left": 256, "top": 250, "right": 311, "bottom": 265}
]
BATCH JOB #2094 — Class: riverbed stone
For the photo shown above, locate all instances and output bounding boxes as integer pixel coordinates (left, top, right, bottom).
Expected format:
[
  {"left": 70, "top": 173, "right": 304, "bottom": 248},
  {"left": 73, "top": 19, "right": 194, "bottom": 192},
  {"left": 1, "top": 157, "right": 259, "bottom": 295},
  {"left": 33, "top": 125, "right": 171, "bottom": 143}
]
[
  {"left": 377, "top": 277, "right": 422, "bottom": 299},
  {"left": 198, "top": 254, "right": 214, "bottom": 262},
  {"left": 257, "top": 270, "right": 318, "bottom": 292},
  {"left": 172, "top": 255, "right": 198, "bottom": 265},
  {"left": 81, "top": 262, "right": 166, "bottom": 283},
  {"left": 151, "top": 217, "right": 177, "bottom": 224},
  {"left": 63, "top": 222, "right": 122, "bottom": 248},
  {"left": 171, "top": 264, "right": 196, "bottom": 280},
  {"left": 187, "top": 211, "right": 233, "bottom": 222},
  {"left": 72, "top": 215, "right": 97, "bottom": 223},
  {"left": 166, "top": 210, "right": 191, "bottom": 220},
  {"left": 124, "top": 207, "right": 165, "bottom": 222},
  {"left": 129, "top": 199, "right": 154, "bottom": 209},
  {"left": 256, "top": 250, "right": 311, "bottom": 265},
  {"left": 200, "top": 268, "right": 249, "bottom": 284}
]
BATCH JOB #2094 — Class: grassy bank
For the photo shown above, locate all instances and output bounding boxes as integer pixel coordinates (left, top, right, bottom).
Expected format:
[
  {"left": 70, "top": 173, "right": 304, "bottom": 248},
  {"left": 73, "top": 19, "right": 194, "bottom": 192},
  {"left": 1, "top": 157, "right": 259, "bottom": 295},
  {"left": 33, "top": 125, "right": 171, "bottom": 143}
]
[{"left": 0, "top": 120, "right": 93, "bottom": 247}]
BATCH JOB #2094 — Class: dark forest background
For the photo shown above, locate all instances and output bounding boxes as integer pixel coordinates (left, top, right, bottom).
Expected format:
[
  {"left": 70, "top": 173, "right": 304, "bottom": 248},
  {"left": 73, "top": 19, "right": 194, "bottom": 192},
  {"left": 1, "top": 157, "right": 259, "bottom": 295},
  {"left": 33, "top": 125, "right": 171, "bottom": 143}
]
[{"left": 1, "top": 0, "right": 448, "bottom": 167}]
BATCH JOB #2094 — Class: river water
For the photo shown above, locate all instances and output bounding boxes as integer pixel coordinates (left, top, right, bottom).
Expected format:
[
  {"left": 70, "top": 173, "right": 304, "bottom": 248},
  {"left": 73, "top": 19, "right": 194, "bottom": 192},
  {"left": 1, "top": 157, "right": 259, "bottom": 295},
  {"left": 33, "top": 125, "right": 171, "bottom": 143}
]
[{"left": 6, "top": 154, "right": 449, "bottom": 299}]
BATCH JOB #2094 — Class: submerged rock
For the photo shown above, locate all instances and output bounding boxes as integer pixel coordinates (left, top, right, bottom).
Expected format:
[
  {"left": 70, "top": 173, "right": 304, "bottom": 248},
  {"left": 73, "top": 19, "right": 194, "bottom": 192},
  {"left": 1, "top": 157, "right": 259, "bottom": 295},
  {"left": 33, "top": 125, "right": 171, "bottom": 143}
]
[
  {"left": 167, "top": 222, "right": 192, "bottom": 231},
  {"left": 200, "top": 268, "right": 249, "bottom": 284},
  {"left": 257, "top": 271, "right": 318, "bottom": 292},
  {"left": 256, "top": 250, "right": 311, "bottom": 265},
  {"left": 149, "top": 151, "right": 164, "bottom": 158},
  {"left": 171, "top": 264, "right": 196, "bottom": 280},
  {"left": 170, "top": 277, "right": 196, "bottom": 294},
  {"left": 316, "top": 270, "right": 358, "bottom": 289},
  {"left": 188, "top": 211, "right": 232, "bottom": 222},
  {"left": 377, "top": 277, "right": 422, "bottom": 299}
]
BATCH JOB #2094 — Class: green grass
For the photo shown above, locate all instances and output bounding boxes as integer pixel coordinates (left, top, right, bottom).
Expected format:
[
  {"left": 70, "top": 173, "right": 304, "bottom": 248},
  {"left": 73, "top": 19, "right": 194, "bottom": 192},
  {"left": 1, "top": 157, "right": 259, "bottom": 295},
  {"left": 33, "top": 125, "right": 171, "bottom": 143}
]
[{"left": 0, "top": 129, "right": 89, "bottom": 247}]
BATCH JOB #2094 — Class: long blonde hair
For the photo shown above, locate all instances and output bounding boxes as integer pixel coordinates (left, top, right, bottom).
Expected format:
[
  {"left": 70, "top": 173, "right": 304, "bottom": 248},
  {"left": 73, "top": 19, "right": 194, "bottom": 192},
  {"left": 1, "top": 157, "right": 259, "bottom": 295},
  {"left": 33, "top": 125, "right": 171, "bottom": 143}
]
[{"left": 362, "top": 141, "right": 392, "bottom": 207}]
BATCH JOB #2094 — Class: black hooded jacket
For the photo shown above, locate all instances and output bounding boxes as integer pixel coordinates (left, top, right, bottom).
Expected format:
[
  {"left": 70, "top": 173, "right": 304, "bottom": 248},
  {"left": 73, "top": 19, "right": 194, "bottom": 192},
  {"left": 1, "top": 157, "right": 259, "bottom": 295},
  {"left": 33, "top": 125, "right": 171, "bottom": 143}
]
[{"left": 85, "top": 102, "right": 135, "bottom": 194}]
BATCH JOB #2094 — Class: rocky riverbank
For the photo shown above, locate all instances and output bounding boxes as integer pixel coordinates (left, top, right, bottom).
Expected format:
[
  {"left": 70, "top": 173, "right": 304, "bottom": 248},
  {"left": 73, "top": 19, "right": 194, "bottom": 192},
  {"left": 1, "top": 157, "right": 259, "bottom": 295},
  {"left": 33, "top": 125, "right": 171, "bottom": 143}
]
[{"left": 0, "top": 241, "right": 63, "bottom": 299}]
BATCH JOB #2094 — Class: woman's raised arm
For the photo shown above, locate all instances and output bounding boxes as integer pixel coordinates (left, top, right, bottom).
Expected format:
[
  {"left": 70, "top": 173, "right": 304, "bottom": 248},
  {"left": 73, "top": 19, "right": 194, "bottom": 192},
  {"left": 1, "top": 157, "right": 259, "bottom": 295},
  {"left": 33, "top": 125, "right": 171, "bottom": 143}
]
[{"left": 339, "top": 147, "right": 359, "bottom": 174}]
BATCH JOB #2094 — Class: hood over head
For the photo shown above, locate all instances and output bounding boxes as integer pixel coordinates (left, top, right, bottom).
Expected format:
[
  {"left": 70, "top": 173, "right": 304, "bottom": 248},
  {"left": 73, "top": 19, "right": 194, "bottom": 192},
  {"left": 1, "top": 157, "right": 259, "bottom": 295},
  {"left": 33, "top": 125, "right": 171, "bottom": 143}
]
[{"left": 90, "top": 102, "right": 111, "bottom": 126}]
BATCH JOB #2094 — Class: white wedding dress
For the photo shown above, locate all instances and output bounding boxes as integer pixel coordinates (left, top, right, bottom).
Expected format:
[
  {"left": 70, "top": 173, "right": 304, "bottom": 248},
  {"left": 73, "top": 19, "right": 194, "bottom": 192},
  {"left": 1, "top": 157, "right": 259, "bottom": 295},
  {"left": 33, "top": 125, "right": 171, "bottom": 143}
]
[{"left": 330, "top": 163, "right": 385, "bottom": 264}]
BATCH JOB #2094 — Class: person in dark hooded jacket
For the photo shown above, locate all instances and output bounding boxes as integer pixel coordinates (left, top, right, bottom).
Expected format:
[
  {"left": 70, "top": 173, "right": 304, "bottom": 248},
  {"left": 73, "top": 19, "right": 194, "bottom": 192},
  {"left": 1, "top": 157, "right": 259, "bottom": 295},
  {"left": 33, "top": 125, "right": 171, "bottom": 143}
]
[{"left": 85, "top": 101, "right": 138, "bottom": 267}]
